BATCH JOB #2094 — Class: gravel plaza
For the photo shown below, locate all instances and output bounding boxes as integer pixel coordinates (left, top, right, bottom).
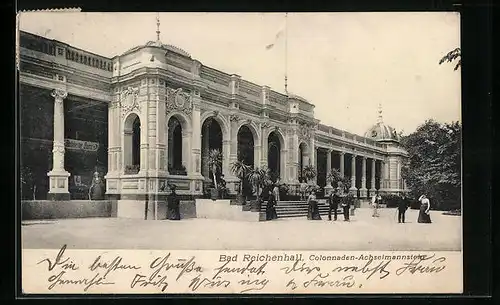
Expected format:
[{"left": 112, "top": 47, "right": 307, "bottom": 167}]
[{"left": 22, "top": 207, "right": 461, "bottom": 251}]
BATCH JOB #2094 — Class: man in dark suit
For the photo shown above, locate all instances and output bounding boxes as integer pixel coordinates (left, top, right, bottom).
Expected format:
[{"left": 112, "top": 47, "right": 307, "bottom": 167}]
[
  {"left": 328, "top": 187, "right": 341, "bottom": 221},
  {"left": 398, "top": 194, "right": 410, "bottom": 223}
]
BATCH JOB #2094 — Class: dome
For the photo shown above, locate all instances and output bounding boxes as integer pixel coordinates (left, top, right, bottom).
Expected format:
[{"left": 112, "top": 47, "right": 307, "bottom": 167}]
[
  {"left": 364, "top": 105, "right": 400, "bottom": 142},
  {"left": 364, "top": 122, "right": 400, "bottom": 142},
  {"left": 122, "top": 40, "right": 191, "bottom": 58}
]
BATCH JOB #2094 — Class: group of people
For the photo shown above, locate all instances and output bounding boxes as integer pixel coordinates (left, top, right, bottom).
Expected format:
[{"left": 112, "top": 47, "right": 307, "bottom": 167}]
[
  {"left": 325, "top": 185, "right": 353, "bottom": 221},
  {"left": 165, "top": 178, "right": 432, "bottom": 224}
]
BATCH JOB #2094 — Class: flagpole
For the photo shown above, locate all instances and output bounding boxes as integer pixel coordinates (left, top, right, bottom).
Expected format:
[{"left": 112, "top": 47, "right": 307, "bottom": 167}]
[{"left": 284, "top": 12, "right": 288, "bottom": 94}]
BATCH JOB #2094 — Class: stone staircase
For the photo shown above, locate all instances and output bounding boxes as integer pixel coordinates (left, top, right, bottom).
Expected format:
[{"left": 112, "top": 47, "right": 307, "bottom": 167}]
[{"left": 259, "top": 200, "right": 343, "bottom": 219}]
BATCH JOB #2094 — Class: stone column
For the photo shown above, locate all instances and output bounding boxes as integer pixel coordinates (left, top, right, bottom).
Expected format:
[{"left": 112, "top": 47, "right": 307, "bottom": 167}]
[
  {"left": 349, "top": 154, "right": 357, "bottom": 194},
  {"left": 260, "top": 125, "right": 269, "bottom": 167},
  {"left": 47, "top": 89, "right": 70, "bottom": 200},
  {"left": 191, "top": 97, "right": 202, "bottom": 178},
  {"left": 359, "top": 156, "right": 368, "bottom": 197},
  {"left": 339, "top": 151, "right": 345, "bottom": 178},
  {"left": 370, "top": 158, "right": 376, "bottom": 195},
  {"left": 380, "top": 160, "right": 386, "bottom": 191},
  {"left": 201, "top": 124, "right": 210, "bottom": 179},
  {"left": 324, "top": 149, "right": 333, "bottom": 195}
]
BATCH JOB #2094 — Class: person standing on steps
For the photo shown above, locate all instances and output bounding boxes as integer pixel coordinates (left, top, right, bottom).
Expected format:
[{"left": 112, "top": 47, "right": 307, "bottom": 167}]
[
  {"left": 328, "top": 186, "right": 341, "bottom": 221},
  {"left": 266, "top": 189, "right": 278, "bottom": 220},
  {"left": 398, "top": 193, "right": 410, "bottom": 223}
]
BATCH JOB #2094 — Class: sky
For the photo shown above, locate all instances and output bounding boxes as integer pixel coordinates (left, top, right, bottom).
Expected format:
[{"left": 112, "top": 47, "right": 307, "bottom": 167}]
[{"left": 19, "top": 12, "right": 461, "bottom": 136}]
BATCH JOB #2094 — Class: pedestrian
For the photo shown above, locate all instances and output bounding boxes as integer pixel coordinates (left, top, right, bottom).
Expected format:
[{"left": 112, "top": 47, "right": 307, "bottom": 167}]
[
  {"left": 342, "top": 192, "right": 351, "bottom": 221},
  {"left": 167, "top": 184, "right": 181, "bottom": 220},
  {"left": 328, "top": 186, "right": 341, "bottom": 221},
  {"left": 273, "top": 182, "right": 280, "bottom": 203},
  {"left": 398, "top": 194, "right": 410, "bottom": 223},
  {"left": 300, "top": 179, "right": 308, "bottom": 201},
  {"left": 371, "top": 192, "right": 381, "bottom": 217},
  {"left": 266, "top": 190, "right": 278, "bottom": 220},
  {"left": 417, "top": 195, "right": 432, "bottom": 223},
  {"left": 307, "top": 192, "right": 322, "bottom": 220}
]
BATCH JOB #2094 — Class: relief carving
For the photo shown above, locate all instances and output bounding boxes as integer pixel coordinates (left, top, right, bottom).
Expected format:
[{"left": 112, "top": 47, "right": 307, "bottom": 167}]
[
  {"left": 229, "top": 114, "right": 240, "bottom": 122},
  {"left": 166, "top": 87, "right": 193, "bottom": 116},
  {"left": 120, "top": 86, "right": 140, "bottom": 117}
]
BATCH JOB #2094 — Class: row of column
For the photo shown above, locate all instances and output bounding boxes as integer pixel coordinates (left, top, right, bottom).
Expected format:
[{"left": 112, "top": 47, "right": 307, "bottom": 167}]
[{"left": 324, "top": 149, "right": 385, "bottom": 196}]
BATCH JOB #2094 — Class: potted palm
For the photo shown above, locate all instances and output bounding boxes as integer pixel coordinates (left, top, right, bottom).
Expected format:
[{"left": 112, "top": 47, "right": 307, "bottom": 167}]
[
  {"left": 207, "top": 149, "right": 222, "bottom": 200},
  {"left": 302, "top": 165, "right": 317, "bottom": 184},
  {"left": 247, "top": 166, "right": 271, "bottom": 211},
  {"left": 230, "top": 160, "right": 251, "bottom": 205}
]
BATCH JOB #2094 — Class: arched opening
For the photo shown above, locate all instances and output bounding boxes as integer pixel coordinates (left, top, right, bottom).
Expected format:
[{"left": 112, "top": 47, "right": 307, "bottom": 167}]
[
  {"left": 237, "top": 125, "right": 254, "bottom": 167},
  {"left": 201, "top": 117, "right": 223, "bottom": 182},
  {"left": 167, "top": 116, "right": 186, "bottom": 175},
  {"left": 298, "top": 142, "right": 309, "bottom": 182},
  {"left": 268, "top": 131, "right": 281, "bottom": 182},
  {"left": 124, "top": 113, "right": 140, "bottom": 174}
]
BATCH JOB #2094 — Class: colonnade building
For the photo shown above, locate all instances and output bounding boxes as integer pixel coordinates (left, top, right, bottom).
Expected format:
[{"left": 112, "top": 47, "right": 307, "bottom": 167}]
[{"left": 19, "top": 30, "right": 408, "bottom": 202}]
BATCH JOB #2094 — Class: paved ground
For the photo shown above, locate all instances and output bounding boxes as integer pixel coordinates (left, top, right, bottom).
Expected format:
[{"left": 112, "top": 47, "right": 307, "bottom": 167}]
[{"left": 22, "top": 208, "right": 461, "bottom": 251}]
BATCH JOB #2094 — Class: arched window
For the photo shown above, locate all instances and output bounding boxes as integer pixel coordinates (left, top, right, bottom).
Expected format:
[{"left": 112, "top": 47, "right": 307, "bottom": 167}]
[
  {"left": 124, "top": 114, "right": 141, "bottom": 174},
  {"left": 167, "top": 116, "right": 186, "bottom": 175}
]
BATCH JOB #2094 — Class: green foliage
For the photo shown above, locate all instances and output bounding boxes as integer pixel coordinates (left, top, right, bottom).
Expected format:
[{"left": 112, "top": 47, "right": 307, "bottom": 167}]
[
  {"left": 439, "top": 48, "right": 461, "bottom": 71},
  {"left": 247, "top": 166, "right": 272, "bottom": 198},
  {"left": 230, "top": 160, "right": 251, "bottom": 196},
  {"left": 327, "top": 168, "right": 350, "bottom": 188},
  {"left": 400, "top": 120, "right": 461, "bottom": 210},
  {"left": 207, "top": 149, "right": 222, "bottom": 189},
  {"left": 302, "top": 165, "right": 317, "bottom": 183}
]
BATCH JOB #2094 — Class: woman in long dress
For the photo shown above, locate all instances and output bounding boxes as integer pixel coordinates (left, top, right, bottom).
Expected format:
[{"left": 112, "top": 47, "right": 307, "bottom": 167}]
[
  {"left": 417, "top": 195, "right": 432, "bottom": 223},
  {"left": 266, "top": 190, "right": 278, "bottom": 220},
  {"left": 167, "top": 184, "right": 181, "bottom": 220},
  {"left": 89, "top": 171, "right": 104, "bottom": 200},
  {"left": 308, "top": 192, "right": 322, "bottom": 220}
]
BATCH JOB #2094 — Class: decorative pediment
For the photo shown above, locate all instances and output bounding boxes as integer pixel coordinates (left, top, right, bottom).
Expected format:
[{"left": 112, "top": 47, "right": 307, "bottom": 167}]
[
  {"left": 166, "top": 87, "right": 192, "bottom": 115},
  {"left": 120, "top": 86, "right": 140, "bottom": 117}
]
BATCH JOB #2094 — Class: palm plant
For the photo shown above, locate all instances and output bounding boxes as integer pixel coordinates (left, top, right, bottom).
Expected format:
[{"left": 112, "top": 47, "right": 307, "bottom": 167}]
[
  {"left": 207, "top": 149, "right": 222, "bottom": 190},
  {"left": 231, "top": 160, "right": 251, "bottom": 200},
  {"left": 247, "top": 166, "right": 271, "bottom": 199},
  {"left": 302, "top": 165, "right": 317, "bottom": 183},
  {"left": 326, "top": 168, "right": 351, "bottom": 189}
]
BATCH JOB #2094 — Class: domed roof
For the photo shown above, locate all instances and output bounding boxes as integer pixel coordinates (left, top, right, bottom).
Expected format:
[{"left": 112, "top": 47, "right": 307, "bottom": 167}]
[
  {"left": 122, "top": 40, "right": 191, "bottom": 58},
  {"left": 364, "top": 105, "right": 400, "bottom": 142}
]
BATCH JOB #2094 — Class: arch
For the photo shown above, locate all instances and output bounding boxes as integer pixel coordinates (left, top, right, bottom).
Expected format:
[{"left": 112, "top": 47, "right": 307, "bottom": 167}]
[
  {"left": 166, "top": 112, "right": 191, "bottom": 176},
  {"left": 235, "top": 120, "right": 261, "bottom": 145},
  {"left": 237, "top": 125, "right": 255, "bottom": 167},
  {"left": 200, "top": 112, "right": 229, "bottom": 141},
  {"left": 123, "top": 113, "right": 141, "bottom": 174},
  {"left": 201, "top": 116, "right": 224, "bottom": 181},
  {"left": 298, "top": 142, "right": 310, "bottom": 181},
  {"left": 263, "top": 127, "right": 286, "bottom": 148},
  {"left": 166, "top": 111, "right": 192, "bottom": 132},
  {"left": 267, "top": 131, "right": 283, "bottom": 182}
]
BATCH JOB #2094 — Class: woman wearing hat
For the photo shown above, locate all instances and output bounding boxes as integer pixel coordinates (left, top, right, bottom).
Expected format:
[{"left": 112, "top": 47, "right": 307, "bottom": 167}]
[
  {"left": 417, "top": 195, "right": 432, "bottom": 223},
  {"left": 167, "top": 184, "right": 181, "bottom": 220}
]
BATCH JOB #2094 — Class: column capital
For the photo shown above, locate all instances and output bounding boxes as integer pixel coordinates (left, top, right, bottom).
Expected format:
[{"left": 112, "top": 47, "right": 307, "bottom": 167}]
[
  {"left": 339, "top": 151, "right": 345, "bottom": 156},
  {"left": 51, "top": 89, "right": 68, "bottom": 101}
]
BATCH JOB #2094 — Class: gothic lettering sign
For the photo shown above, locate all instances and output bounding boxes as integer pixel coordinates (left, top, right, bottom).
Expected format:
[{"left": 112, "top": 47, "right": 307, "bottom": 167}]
[
  {"left": 64, "top": 139, "right": 99, "bottom": 152},
  {"left": 120, "top": 86, "right": 140, "bottom": 116},
  {"left": 166, "top": 87, "right": 192, "bottom": 115}
]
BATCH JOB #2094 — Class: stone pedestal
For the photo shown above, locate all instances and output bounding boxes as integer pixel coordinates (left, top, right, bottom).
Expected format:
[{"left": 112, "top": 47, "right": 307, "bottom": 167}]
[
  {"left": 47, "top": 171, "right": 71, "bottom": 200},
  {"left": 359, "top": 188, "right": 368, "bottom": 198},
  {"left": 324, "top": 184, "right": 334, "bottom": 196}
]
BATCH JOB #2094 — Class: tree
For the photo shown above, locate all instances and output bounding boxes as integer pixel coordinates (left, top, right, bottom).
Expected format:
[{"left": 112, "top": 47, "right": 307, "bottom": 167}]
[
  {"left": 207, "top": 149, "right": 222, "bottom": 190},
  {"left": 400, "top": 120, "right": 461, "bottom": 210},
  {"left": 439, "top": 47, "right": 461, "bottom": 71}
]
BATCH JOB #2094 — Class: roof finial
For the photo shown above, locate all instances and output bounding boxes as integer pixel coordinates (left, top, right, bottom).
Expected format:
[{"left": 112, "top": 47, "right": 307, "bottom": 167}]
[
  {"left": 377, "top": 103, "right": 383, "bottom": 123},
  {"left": 156, "top": 13, "right": 161, "bottom": 42}
]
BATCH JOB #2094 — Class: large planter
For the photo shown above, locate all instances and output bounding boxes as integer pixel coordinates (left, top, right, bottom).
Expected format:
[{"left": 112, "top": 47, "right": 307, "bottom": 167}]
[{"left": 210, "top": 188, "right": 219, "bottom": 201}]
